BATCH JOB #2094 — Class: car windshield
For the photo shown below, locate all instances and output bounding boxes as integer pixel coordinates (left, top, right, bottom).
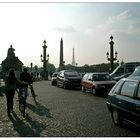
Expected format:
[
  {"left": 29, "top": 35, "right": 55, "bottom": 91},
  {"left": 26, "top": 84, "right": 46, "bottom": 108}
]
[
  {"left": 92, "top": 74, "right": 113, "bottom": 81},
  {"left": 64, "top": 71, "right": 80, "bottom": 77}
]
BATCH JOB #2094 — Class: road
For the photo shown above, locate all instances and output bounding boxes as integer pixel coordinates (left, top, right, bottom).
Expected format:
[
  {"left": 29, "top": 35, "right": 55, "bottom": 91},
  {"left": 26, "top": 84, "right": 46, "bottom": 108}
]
[{"left": 0, "top": 81, "right": 140, "bottom": 137}]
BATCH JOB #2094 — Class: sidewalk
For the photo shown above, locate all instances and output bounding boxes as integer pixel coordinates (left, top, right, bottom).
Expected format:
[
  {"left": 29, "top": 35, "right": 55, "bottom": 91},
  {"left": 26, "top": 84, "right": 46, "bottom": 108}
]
[{"left": 0, "top": 85, "right": 51, "bottom": 137}]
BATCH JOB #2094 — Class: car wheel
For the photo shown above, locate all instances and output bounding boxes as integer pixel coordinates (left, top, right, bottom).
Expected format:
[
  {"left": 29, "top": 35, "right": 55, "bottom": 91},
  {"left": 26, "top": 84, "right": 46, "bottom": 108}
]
[
  {"left": 111, "top": 109, "right": 122, "bottom": 126},
  {"left": 92, "top": 88, "right": 96, "bottom": 95},
  {"left": 82, "top": 86, "right": 85, "bottom": 92}
]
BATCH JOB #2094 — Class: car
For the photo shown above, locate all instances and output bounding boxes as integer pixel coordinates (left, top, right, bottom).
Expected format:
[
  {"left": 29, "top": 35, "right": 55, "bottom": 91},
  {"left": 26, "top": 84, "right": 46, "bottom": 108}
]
[
  {"left": 56, "top": 70, "right": 82, "bottom": 89},
  {"left": 110, "top": 62, "right": 140, "bottom": 79},
  {"left": 106, "top": 78, "right": 140, "bottom": 127},
  {"left": 51, "top": 72, "right": 58, "bottom": 86},
  {"left": 81, "top": 73, "right": 116, "bottom": 95}
]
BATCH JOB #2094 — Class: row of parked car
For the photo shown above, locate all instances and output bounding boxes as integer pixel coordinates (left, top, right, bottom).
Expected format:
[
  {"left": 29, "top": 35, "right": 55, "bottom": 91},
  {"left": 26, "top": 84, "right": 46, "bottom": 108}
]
[
  {"left": 51, "top": 66, "right": 140, "bottom": 128},
  {"left": 51, "top": 70, "right": 116, "bottom": 95}
]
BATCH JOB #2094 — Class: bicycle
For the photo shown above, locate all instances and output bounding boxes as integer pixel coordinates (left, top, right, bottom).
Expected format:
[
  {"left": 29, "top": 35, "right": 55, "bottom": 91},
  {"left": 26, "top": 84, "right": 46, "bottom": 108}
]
[
  {"left": 17, "top": 84, "right": 37, "bottom": 117},
  {"left": 18, "top": 86, "right": 28, "bottom": 117}
]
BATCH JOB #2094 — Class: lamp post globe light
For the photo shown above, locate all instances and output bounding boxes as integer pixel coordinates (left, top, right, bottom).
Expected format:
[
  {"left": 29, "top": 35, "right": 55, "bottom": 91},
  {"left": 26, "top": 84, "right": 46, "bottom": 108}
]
[
  {"left": 40, "top": 40, "right": 49, "bottom": 80},
  {"left": 106, "top": 35, "right": 118, "bottom": 72}
]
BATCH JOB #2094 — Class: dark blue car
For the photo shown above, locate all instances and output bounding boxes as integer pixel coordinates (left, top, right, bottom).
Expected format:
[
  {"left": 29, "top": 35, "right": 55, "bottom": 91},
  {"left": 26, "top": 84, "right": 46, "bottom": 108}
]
[
  {"left": 56, "top": 70, "right": 82, "bottom": 89},
  {"left": 106, "top": 78, "right": 140, "bottom": 127}
]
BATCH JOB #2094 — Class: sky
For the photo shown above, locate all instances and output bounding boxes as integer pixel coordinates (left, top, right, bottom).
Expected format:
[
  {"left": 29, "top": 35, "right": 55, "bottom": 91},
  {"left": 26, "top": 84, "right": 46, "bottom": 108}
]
[{"left": 0, "top": 2, "right": 140, "bottom": 68}]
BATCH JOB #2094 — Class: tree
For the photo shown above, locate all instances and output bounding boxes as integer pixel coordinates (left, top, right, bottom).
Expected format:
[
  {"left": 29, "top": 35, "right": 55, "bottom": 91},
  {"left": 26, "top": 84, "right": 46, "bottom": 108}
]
[{"left": 47, "top": 63, "right": 56, "bottom": 76}]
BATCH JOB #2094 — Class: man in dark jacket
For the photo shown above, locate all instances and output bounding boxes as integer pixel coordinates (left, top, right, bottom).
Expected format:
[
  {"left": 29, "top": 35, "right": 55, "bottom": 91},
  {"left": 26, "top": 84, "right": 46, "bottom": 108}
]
[
  {"left": 20, "top": 68, "right": 33, "bottom": 85},
  {"left": 20, "top": 68, "right": 33, "bottom": 95},
  {"left": 20, "top": 68, "right": 38, "bottom": 105}
]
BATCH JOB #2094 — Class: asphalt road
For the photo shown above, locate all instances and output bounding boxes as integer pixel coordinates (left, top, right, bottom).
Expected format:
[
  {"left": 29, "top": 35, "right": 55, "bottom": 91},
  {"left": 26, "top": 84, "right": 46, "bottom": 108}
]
[{"left": 0, "top": 80, "right": 140, "bottom": 137}]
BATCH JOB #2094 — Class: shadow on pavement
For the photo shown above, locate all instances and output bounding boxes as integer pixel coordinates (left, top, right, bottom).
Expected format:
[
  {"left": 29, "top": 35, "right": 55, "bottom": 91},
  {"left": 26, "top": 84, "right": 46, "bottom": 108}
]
[
  {"left": 9, "top": 111, "right": 48, "bottom": 136},
  {"left": 26, "top": 102, "right": 53, "bottom": 118},
  {"left": 24, "top": 113, "right": 48, "bottom": 135}
]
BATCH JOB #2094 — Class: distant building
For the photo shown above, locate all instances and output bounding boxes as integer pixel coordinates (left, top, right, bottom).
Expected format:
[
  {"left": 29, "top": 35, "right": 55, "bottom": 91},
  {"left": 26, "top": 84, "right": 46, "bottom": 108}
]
[{"left": 1, "top": 45, "right": 23, "bottom": 76}]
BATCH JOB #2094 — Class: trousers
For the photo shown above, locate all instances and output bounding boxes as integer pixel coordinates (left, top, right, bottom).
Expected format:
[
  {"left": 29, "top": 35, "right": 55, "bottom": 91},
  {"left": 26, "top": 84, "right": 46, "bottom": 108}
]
[{"left": 5, "top": 89, "right": 15, "bottom": 113}]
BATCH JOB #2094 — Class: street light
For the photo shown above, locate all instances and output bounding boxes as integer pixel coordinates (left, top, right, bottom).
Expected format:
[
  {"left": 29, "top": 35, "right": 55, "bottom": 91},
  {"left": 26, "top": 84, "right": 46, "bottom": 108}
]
[
  {"left": 40, "top": 40, "right": 49, "bottom": 80},
  {"left": 40, "top": 54, "right": 49, "bottom": 63},
  {"left": 115, "top": 51, "right": 118, "bottom": 59},
  {"left": 106, "top": 52, "right": 109, "bottom": 59},
  {"left": 106, "top": 35, "right": 118, "bottom": 72}
]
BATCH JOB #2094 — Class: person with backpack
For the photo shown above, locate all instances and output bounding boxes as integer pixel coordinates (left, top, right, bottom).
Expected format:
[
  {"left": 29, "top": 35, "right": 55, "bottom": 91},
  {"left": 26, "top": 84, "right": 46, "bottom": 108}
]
[
  {"left": 4, "top": 68, "right": 27, "bottom": 116},
  {"left": 20, "top": 68, "right": 33, "bottom": 95},
  {"left": 20, "top": 68, "right": 37, "bottom": 105}
]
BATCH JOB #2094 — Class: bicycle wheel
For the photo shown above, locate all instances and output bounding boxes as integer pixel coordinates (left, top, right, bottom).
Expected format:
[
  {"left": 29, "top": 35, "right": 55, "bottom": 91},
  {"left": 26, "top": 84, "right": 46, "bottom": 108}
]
[{"left": 19, "top": 88, "right": 26, "bottom": 117}]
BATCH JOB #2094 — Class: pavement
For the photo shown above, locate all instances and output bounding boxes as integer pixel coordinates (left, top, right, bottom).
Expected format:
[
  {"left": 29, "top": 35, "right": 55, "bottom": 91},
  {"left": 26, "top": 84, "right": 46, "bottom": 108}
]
[
  {"left": 0, "top": 81, "right": 52, "bottom": 137},
  {"left": 0, "top": 80, "right": 139, "bottom": 137}
]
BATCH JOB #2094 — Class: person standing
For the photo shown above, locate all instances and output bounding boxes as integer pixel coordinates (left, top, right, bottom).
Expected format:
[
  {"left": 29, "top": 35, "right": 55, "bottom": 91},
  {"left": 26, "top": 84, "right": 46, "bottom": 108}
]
[
  {"left": 20, "top": 68, "right": 33, "bottom": 96},
  {"left": 14, "top": 68, "right": 21, "bottom": 99},
  {"left": 20, "top": 68, "right": 38, "bottom": 105},
  {"left": 4, "top": 69, "right": 20, "bottom": 116}
]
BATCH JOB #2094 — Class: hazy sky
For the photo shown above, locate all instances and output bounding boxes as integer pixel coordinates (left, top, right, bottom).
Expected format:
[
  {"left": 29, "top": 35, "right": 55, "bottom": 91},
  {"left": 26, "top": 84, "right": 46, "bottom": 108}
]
[{"left": 0, "top": 2, "right": 140, "bottom": 68}]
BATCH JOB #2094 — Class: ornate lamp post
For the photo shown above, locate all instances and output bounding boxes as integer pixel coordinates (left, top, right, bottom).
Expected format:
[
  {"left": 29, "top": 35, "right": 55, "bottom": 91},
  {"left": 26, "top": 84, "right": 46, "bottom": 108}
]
[
  {"left": 106, "top": 35, "right": 118, "bottom": 72},
  {"left": 40, "top": 40, "right": 49, "bottom": 80},
  {"left": 30, "top": 62, "right": 33, "bottom": 72}
]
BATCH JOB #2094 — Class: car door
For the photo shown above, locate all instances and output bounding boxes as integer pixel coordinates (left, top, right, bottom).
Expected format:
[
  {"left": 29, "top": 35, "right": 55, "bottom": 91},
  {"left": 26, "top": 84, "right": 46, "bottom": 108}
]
[
  {"left": 118, "top": 81, "right": 138, "bottom": 121},
  {"left": 59, "top": 71, "right": 65, "bottom": 86},
  {"left": 57, "top": 72, "right": 61, "bottom": 86},
  {"left": 57, "top": 71, "right": 64, "bottom": 86},
  {"left": 85, "top": 74, "right": 93, "bottom": 90},
  {"left": 132, "top": 83, "right": 140, "bottom": 125},
  {"left": 108, "top": 80, "right": 124, "bottom": 108},
  {"left": 81, "top": 73, "right": 89, "bottom": 89}
]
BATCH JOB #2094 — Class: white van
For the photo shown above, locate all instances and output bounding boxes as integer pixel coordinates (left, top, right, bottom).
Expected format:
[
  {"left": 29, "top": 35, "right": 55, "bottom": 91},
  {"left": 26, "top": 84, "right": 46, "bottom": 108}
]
[{"left": 110, "top": 62, "right": 140, "bottom": 80}]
